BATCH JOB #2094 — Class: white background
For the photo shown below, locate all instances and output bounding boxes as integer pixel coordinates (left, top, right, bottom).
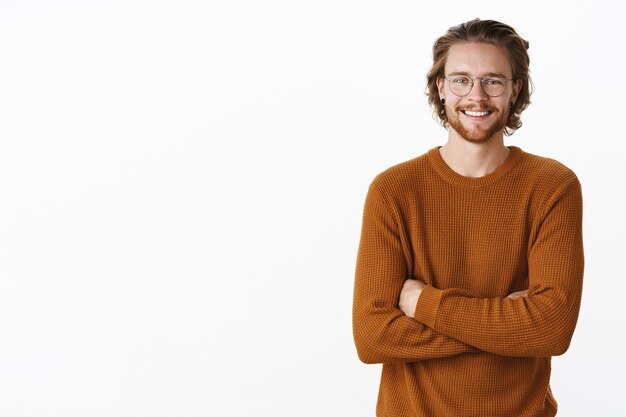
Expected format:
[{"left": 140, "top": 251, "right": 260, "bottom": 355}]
[{"left": 0, "top": 0, "right": 623, "bottom": 416}]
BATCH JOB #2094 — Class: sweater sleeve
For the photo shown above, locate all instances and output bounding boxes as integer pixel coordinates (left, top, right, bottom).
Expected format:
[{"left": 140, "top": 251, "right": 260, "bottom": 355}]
[
  {"left": 352, "top": 184, "right": 479, "bottom": 364},
  {"left": 413, "top": 175, "right": 584, "bottom": 357}
]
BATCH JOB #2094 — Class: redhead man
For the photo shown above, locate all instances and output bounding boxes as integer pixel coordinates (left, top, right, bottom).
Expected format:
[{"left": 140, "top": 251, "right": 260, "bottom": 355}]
[{"left": 353, "top": 19, "right": 584, "bottom": 417}]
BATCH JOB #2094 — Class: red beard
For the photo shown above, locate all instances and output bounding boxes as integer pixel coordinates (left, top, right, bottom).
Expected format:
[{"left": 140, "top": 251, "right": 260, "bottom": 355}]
[{"left": 447, "top": 105, "right": 508, "bottom": 143}]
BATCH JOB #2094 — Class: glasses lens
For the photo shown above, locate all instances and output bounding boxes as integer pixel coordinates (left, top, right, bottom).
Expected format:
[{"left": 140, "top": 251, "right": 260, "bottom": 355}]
[
  {"left": 449, "top": 76, "right": 472, "bottom": 96},
  {"left": 482, "top": 78, "right": 506, "bottom": 97}
]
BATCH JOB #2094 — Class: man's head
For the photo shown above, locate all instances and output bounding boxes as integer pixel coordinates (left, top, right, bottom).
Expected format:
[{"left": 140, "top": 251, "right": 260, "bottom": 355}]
[{"left": 426, "top": 19, "right": 532, "bottom": 138}]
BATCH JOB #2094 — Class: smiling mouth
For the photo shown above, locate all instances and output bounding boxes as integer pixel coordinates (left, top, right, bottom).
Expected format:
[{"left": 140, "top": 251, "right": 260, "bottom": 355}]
[{"left": 462, "top": 110, "right": 492, "bottom": 117}]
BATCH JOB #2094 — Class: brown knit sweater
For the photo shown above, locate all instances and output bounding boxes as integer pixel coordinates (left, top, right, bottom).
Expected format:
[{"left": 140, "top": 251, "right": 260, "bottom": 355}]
[{"left": 352, "top": 146, "right": 584, "bottom": 417}]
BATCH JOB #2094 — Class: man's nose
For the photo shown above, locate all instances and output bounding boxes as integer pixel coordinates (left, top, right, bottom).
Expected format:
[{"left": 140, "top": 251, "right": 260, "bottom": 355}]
[{"left": 466, "top": 79, "right": 488, "bottom": 100}]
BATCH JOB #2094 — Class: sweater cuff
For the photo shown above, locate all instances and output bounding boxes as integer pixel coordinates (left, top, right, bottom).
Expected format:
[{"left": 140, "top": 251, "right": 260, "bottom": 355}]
[{"left": 413, "top": 285, "right": 443, "bottom": 329}]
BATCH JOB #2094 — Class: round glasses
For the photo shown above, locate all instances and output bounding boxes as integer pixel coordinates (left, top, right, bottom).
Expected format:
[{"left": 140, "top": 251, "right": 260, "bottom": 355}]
[{"left": 445, "top": 75, "right": 514, "bottom": 97}]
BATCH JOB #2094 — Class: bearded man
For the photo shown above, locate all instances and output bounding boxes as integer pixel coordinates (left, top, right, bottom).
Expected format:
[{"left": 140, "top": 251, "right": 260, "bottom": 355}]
[{"left": 352, "top": 19, "right": 584, "bottom": 417}]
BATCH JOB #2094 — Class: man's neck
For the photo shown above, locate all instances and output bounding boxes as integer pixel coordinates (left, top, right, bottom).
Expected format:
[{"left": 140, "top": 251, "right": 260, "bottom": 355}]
[{"left": 439, "top": 132, "right": 510, "bottom": 178}]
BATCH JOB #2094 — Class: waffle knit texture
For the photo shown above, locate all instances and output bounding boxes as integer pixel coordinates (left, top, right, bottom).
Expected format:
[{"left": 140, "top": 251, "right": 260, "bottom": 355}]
[{"left": 352, "top": 146, "right": 584, "bottom": 417}]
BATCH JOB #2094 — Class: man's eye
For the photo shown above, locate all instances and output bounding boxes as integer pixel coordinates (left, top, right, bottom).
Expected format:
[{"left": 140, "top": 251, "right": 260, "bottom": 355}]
[
  {"left": 452, "top": 78, "right": 469, "bottom": 84},
  {"left": 485, "top": 79, "right": 505, "bottom": 86}
]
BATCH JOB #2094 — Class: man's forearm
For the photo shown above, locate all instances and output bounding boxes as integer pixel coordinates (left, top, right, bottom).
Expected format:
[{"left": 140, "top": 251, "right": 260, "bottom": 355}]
[
  {"left": 353, "top": 299, "right": 480, "bottom": 364},
  {"left": 411, "top": 283, "right": 580, "bottom": 357}
]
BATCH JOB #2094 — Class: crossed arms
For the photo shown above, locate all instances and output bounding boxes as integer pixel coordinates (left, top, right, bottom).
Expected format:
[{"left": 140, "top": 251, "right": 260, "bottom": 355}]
[{"left": 352, "top": 178, "right": 584, "bottom": 364}]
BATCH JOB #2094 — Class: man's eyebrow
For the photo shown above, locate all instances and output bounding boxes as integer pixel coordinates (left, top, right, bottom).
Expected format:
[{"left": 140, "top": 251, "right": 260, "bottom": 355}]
[
  {"left": 446, "top": 71, "right": 509, "bottom": 78},
  {"left": 483, "top": 72, "right": 509, "bottom": 78},
  {"left": 447, "top": 71, "right": 470, "bottom": 76}
]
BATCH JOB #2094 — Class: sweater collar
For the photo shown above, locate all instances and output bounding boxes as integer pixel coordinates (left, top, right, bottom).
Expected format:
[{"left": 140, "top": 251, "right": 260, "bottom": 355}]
[{"left": 427, "top": 146, "right": 524, "bottom": 189}]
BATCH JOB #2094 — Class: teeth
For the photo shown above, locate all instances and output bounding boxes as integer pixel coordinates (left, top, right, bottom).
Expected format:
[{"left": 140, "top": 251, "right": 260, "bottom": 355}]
[{"left": 464, "top": 110, "right": 489, "bottom": 117}]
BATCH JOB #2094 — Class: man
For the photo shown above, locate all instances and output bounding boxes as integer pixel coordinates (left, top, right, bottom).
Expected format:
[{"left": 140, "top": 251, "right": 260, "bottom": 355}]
[{"left": 352, "top": 19, "right": 584, "bottom": 417}]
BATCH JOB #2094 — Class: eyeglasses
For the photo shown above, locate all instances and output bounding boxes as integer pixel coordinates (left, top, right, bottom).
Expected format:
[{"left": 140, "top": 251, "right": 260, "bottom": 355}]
[{"left": 444, "top": 75, "right": 514, "bottom": 97}]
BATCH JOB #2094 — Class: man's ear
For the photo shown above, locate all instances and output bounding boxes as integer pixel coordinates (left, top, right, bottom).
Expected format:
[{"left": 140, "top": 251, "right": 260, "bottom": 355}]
[
  {"left": 511, "top": 79, "right": 523, "bottom": 104},
  {"left": 436, "top": 77, "right": 445, "bottom": 101}
]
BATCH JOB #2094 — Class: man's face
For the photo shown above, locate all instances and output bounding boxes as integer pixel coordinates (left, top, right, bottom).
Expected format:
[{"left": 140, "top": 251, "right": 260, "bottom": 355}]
[{"left": 437, "top": 42, "right": 521, "bottom": 143}]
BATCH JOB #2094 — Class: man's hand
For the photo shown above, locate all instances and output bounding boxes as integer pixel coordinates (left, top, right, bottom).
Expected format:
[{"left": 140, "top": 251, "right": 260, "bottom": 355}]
[
  {"left": 399, "top": 279, "right": 426, "bottom": 318},
  {"left": 506, "top": 289, "right": 529, "bottom": 300}
]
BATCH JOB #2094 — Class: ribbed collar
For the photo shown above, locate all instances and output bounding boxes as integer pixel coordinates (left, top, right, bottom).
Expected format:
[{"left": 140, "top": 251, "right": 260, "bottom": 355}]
[{"left": 427, "top": 145, "right": 524, "bottom": 189}]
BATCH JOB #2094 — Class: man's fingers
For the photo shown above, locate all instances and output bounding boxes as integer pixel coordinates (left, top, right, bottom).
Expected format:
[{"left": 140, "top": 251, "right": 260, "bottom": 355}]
[{"left": 507, "top": 289, "right": 529, "bottom": 300}]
